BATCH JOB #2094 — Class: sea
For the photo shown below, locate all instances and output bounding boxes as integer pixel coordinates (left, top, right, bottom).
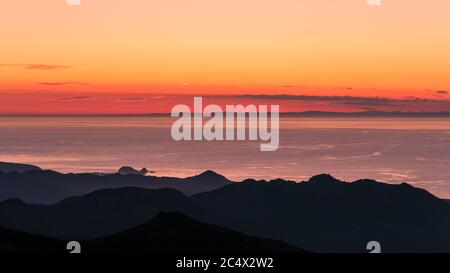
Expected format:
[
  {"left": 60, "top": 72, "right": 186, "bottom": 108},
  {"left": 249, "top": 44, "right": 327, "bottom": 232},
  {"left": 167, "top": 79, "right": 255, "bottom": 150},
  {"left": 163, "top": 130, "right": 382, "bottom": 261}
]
[{"left": 1, "top": 116, "right": 450, "bottom": 198}]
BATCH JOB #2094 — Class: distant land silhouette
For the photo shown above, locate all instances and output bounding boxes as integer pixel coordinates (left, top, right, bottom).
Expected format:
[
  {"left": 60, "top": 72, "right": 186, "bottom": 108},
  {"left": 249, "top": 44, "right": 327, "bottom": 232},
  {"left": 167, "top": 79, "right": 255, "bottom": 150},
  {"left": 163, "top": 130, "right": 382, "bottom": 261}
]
[
  {"left": 279, "top": 110, "right": 450, "bottom": 117},
  {"left": 117, "top": 166, "right": 150, "bottom": 176},
  {"left": 0, "top": 163, "right": 450, "bottom": 253},
  {"left": 3, "top": 111, "right": 450, "bottom": 118},
  {"left": 193, "top": 174, "right": 450, "bottom": 253},
  {"left": 0, "top": 162, "right": 41, "bottom": 173},
  {"left": 86, "top": 212, "right": 303, "bottom": 254},
  {"left": 0, "top": 225, "right": 64, "bottom": 253},
  {"left": 0, "top": 212, "right": 301, "bottom": 254},
  {"left": 0, "top": 187, "right": 220, "bottom": 238},
  {"left": 0, "top": 164, "right": 231, "bottom": 204}
]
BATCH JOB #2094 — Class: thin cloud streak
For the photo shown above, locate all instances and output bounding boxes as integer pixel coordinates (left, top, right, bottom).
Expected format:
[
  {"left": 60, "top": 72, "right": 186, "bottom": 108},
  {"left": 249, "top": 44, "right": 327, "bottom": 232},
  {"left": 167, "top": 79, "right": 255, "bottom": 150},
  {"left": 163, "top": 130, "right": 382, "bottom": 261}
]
[
  {"left": 0, "top": 64, "right": 70, "bottom": 70},
  {"left": 114, "top": 97, "right": 147, "bottom": 103},
  {"left": 237, "top": 94, "right": 450, "bottom": 104},
  {"left": 38, "top": 82, "right": 89, "bottom": 86},
  {"left": 59, "top": 96, "right": 95, "bottom": 101}
]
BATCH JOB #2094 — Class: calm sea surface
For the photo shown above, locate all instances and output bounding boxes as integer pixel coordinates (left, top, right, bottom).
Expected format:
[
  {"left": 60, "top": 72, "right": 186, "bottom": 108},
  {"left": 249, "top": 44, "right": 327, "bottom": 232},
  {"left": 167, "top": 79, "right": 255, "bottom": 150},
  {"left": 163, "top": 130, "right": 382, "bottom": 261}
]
[{"left": 1, "top": 116, "right": 450, "bottom": 198}]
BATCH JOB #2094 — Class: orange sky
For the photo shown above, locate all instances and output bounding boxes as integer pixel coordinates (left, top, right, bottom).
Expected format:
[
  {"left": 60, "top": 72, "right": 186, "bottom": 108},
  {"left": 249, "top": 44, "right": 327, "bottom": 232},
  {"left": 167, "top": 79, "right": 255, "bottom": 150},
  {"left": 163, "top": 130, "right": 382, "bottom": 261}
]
[{"left": 0, "top": 0, "right": 449, "bottom": 114}]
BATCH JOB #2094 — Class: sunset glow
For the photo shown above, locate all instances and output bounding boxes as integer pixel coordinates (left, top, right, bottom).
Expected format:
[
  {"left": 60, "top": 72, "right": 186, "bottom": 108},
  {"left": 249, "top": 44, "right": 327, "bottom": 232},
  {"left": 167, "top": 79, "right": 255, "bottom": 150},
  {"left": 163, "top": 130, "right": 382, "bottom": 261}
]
[{"left": 1, "top": 0, "right": 449, "bottom": 114}]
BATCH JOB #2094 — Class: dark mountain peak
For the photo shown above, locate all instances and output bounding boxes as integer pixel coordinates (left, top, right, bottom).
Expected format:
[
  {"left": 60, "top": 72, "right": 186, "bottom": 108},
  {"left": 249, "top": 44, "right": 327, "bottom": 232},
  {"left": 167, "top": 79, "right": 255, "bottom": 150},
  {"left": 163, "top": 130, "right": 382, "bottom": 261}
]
[
  {"left": 186, "top": 170, "right": 231, "bottom": 185},
  {"left": 241, "top": 178, "right": 263, "bottom": 183},
  {"left": 269, "top": 178, "right": 296, "bottom": 184},
  {"left": 197, "top": 170, "right": 224, "bottom": 179},
  {"left": 400, "top": 182, "right": 413, "bottom": 188},
  {"left": 353, "top": 178, "right": 378, "bottom": 184},
  {"left": 0, "top": 162, "right": 41, "bottom": 174},
  {"left": 87, "top": 212, "right": 303, "bottom": 254},
  {"left": 307, "top": 174, "right": 342, "bottom": 184},
  {"left": 117, "top": 166, "right": 149, "bottom": 175},
  {"left": 352, "top": 178, "right": 387, "bottom": 187},
  {"left": 239, "top": 178, "right": 295, "bottom": 184},
  {"left": 0, "top": 198, "right": 27, "bottom": 207},
  {"left": 146, "top": 211, "right": 194, "bottom": 225}
]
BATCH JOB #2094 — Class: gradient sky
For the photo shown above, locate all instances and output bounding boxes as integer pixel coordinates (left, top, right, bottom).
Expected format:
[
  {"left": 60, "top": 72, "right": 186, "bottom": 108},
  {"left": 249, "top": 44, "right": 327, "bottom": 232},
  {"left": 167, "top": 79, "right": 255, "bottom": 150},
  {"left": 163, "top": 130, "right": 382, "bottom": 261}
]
[{"left": 1, "top": 0, "right": 449, "bottom": 114}]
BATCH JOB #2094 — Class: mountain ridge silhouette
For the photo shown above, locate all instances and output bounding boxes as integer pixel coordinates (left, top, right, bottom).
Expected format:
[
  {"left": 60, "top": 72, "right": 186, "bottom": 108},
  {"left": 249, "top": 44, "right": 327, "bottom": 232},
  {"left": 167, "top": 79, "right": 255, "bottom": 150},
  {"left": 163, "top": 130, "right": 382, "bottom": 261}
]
[
  {"left": 0, "top": 168, "right": 231, "bottom": 204},
  {"left": 0, "top": 187, "right": 223, "bottom": 239},
  {"left": 192, "top": 174, "right": 450, "bottom": 253},
  {"left": 0, "top": 162, "right": 41, "bottom": 173},
  {"left": 0, "top": 166, "right": 449, "bottom": 253},
  {"left": 0, "top": 212, "right": 301, "bottom": 254},
  {"left": 86, "top": 212, "right": 304, "bottom": 254}
]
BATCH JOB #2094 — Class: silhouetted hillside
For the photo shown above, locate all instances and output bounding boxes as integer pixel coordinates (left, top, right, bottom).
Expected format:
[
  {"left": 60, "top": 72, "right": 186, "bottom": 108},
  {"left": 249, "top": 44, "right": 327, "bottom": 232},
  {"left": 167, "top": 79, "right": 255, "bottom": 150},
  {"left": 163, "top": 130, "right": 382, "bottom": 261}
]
[
  {"left": 0, "top": 162, "right": 41, "bottom": 173},
  {"left": 0, "top": 187, "right": 219, "bottom": 239},
  {"left": 1, "top": 167, "right": 450, "bottom": 253},
  {"left": 192, "top": 174, "right": 450, "bottom": 253},
  {"left": 0, "top": 169, "right": 231, "bottom": 204},
  {"left": 117, "top": 166, "right": 149, "bottom": 175},
  {"left": 0, "top": 225, "right": 63, "bottom": 253},
  {"left": 0, "top": 212, "right": 302, "bottom": 254},
  {"left": 86, "top": 212, "right": 303, "bottom": 254}
]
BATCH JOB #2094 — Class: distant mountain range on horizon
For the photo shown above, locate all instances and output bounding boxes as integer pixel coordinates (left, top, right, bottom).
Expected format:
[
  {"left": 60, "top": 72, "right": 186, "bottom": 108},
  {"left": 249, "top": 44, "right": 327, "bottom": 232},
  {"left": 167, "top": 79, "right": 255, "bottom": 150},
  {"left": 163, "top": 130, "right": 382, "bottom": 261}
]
[
  {"left": 0, "top": 162, "right": 42, "bottom": 173},
  {"left": 0, "top": 161, "right": 232, "bottom": 204},
  {"left": 2, "top": 110, "right": 450, "bottom": 117},
  {"left": 279, "top": 110, "right": 450, "bottom": 117},
  {"left": 0, "top": 161, "right": 450, "bottom": 253}
]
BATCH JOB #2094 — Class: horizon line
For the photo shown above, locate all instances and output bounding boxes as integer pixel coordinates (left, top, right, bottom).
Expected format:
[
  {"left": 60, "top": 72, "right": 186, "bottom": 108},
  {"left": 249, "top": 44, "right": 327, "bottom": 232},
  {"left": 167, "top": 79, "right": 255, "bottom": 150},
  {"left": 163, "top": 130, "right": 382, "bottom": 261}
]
[{"left": 1, "top": 111, "right": 450, "bottom": 117}]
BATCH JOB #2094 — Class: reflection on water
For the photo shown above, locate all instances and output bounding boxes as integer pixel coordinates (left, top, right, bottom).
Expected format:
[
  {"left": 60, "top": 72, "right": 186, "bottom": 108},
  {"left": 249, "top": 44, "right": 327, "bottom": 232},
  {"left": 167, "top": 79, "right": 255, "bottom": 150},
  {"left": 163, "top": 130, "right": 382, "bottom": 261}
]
[{"left": 0, "top": 116, "right": 450, "bottom": 198}]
